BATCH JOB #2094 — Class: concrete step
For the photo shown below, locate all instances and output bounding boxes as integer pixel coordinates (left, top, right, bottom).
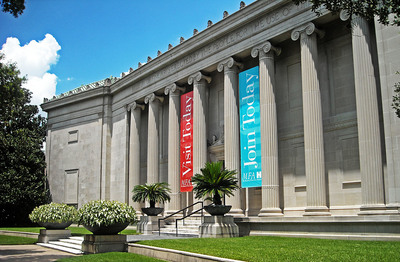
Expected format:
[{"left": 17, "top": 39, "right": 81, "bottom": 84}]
[
  {"left": 37, "top": 242, "right": 83, "bottom": 255},
  {"left": 49, "top": 240, "right": 81, "bottom": 250},
  {"left": 160, "top": 228, "right": 199, "bottom": 234},
  {"left": 163, "top": 224, "right": 200, "bottom": 230},
  {"left": 59, "top": 238, "right": 83, "bottom": 245},
  {"left": 153, "top": 231, "right": 199, "bottom": 238},
  {"left": 37, "top": 236, "right": 83, "bottom": 255}
]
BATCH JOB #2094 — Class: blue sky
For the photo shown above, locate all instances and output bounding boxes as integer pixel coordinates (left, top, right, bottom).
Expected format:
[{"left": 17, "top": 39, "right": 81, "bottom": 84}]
[{"left": 0, "top": 0, "right": 256, "bottom": 108}]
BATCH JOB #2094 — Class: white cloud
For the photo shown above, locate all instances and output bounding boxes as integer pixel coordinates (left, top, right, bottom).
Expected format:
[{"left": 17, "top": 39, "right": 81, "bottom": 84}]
[{"left": 1, "top": 34, "right": 61, "bottom": 115}]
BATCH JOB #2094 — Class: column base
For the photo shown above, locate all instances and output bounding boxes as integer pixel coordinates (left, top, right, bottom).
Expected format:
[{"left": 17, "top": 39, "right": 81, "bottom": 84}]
[
  {"left": 386, "top": 203, "right": 400, "bottom": 214},
  {"left": 137, "top": 216, "right": 164, "bottom": 235},
  {"left": 228, "top": 208, "right": 245, "bottom": 217},
  {"left": 358, "top": 204, "right": 398, "bottom": 215},
  {"left": 258, "top": 208, "right": 283, "bottom": 217},
  {"left": 303, "top": 206, "right": 331, "bottom": 216}
]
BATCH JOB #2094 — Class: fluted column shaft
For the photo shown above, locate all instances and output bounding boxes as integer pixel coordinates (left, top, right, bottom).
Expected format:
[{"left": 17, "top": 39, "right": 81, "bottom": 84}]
[
  {"left": 251, "top": 43, "right": 282, "bottom": 216},
  {"left": 128, "top": 102, "right": 144, "bottom": 214},
  {"left": 189, "top": 72, "right": 211, "bottom": 177},
  {"left": 350, "top": 16, "right": 385, "bottom": 212},
  {"left": 165, "top": 84, "right": 185, "bottom": 214},
  {"left": 218, "top": 57, "right": 243, "bottom": 216},
  {"left": 145, "top": 94, "right": 163, "bottom": 184},
  {"left": 292, "top": 23, "right": 330, "bottom": 215}
]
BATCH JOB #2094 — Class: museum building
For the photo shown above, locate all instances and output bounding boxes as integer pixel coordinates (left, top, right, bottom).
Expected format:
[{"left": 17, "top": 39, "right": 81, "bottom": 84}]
[{"left": 42, "top": 0, "right": 400, "bottom": 234}]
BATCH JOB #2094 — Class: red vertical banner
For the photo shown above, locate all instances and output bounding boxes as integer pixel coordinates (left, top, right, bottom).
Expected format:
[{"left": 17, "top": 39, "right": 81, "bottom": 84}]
[{"left": 180, "top": 91, "right": 193, "bottom": 192}]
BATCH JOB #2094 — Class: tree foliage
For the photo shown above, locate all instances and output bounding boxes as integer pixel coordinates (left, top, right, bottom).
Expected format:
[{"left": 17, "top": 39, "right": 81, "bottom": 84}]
[
  {"left": 292, "top": 0, "right": 400, "bottom": 26},
  {"left": 1, "top": 0, "right": 25, "bottom": 17},
  {"left": 0, "top": 54, "right": 49, "bottom": 226}
]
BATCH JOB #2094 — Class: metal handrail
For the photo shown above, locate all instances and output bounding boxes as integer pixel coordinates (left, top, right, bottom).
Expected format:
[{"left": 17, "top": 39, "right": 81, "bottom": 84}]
[{"left": 158, "top": 201, "right": 204, "bottom": 236}]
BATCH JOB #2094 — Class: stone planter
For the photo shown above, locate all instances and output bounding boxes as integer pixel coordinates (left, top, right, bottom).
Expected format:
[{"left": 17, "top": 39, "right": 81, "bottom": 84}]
[
  {"left": 38, "top": 229, "right": 72, "bottom": 243},
  {"left": 82, "top": 234, "right": 127, "bottom": 254},
  {"left": 199, "top": 216, "right": 239, "bottom": 238},
  {"left": 38, "top": 221, "right": 73, "bottom": 230},
  {"left": 141, "top": 207, "right": 164, "bottom": 216},
  {"left": 204, "top": 205, "right": 232, "bottom": 216},
  {"left": 83, "top": 222, "right": 129, "bottom": 235}
]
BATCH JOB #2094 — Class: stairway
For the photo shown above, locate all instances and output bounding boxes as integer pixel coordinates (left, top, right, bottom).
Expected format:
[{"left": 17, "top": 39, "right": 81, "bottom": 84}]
[
  {"left": 37, "top": 236, "right": 83, "bottom": 254},
  {"left": 155, "top": 216, "right": 202, "bottom": 237}
]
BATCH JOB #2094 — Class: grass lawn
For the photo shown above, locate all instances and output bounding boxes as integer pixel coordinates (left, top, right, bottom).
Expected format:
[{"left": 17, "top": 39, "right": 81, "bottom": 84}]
[
  {"left": 138, "top": 236, "right": 400, "bottom": 262},
  {"left": 56, "top": 252, "right": 165, "bottom": 262},
  {"left": 0, "top": 226, "right": 138, "bottom": 236},
  {"left": 0, "top": 235, "right": 37, "bottom": 245}
]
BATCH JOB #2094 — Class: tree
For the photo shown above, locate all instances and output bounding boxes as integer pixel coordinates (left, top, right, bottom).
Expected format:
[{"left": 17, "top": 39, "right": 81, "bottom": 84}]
[
  {"left": 1, "top": 0, "right": 25, "bottom": 17},
  {"left": 0, "top": 54, "right": 49, "bottom": 226},
  {"left": 131, "top": 182, "right": 171, "bottom": 208},
  {"left": 292, "top": 0, "right": 400, "bottom": 26},
  {"left": 192, "top": 161, "right": 239, "bottom": 206}
]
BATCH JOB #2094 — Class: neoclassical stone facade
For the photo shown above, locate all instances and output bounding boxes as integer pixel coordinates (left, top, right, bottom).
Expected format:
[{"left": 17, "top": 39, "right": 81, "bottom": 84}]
[{"left": 42, "top": 0, "right": 400, "bottom": 232}]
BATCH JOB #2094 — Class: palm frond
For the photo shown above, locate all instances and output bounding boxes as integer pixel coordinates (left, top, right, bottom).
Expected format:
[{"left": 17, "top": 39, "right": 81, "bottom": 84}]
[
  {"left": 192, "top": 161, "right": 239, "bottom": 205},
  {"left": 131, "top": 182, "right": 171, "bottom": 208}
]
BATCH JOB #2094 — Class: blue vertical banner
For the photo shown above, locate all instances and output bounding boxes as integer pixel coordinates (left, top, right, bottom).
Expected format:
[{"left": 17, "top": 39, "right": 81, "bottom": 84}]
[{"left": 239, "top": 66, "right": 262, "bottom": 188}]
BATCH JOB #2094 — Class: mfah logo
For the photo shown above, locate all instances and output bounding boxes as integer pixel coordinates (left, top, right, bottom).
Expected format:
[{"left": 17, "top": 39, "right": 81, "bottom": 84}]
[
  {"left": 239, "top": 66, "right": 262, "bottom": 188},
  {"left": 180, "top": 91, "right": 194, "bottom": 192}
]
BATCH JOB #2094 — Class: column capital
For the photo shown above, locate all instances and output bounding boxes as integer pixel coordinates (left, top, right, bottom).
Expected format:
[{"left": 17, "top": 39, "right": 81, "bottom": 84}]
[
  {"left": 188, "top": 72, "right": 212, "bottom": 85},
  {"left": 144, "top": 93, "right": 164, "bottom": 104},
  {"left": 217, "top": 57, "right": 243, "bottom": 73},
  {"left": 126, "top": 101, "right": 145, "bottom": 112},
  {"left": 291, "top": 22, "right": 325, "bottom": 41},
  {"left": 251, "top": 41, "right": 281, "bottom": 59},
  {"left": 164, "top": 83, "right": 185, "bottom": 96},
  {"left": 339, "top": 10, "right": 350, "bottom": 21}
]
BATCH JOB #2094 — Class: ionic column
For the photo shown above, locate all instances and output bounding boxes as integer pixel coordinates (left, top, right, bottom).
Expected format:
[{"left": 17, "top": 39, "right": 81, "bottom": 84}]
[
  {"left": 164, "top": 84, "right": 185, "bottom": 215},
  {"left": 188, "top": 72, "right": 211, "bottom": 177},
  {"left": 340, "top": 12, "right": 386, "bottom": 214},
  {"left": 291, "top": 22, "right": 330, "bottom": 216},
  {"left": 251, "top": 42, "right": 283, "bottom": 216},
  {"left": 127, "top": 102, "right": 145, "bottom": 214},
  {"left": 217, "top": 57, "right": 244, "bottom": 216},
  {"left": 144, "top": 93, "right": 164, "bottom": 184}
]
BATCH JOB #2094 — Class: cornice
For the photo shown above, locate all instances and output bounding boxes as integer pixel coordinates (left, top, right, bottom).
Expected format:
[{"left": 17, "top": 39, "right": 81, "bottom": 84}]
[
  {"left": 110, "top": 0, "right": 290, "bottom": 94},
  {"left": 41, "top": 86, "right": 111, "bottom": 112}
]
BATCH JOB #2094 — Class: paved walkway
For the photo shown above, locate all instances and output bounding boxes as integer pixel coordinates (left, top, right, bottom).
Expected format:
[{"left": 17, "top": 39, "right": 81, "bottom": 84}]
[{"left": 0, "top": 245, "right": 76, "bottom": 262}]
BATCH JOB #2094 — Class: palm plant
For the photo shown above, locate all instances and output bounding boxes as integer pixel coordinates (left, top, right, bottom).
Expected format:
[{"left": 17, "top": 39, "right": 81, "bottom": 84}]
[
  {"left": 192, "top": 161, "right": 239, "bottom": 206},
  {"left": 131, "top": 182, "right": 171, "bottom": 208}
]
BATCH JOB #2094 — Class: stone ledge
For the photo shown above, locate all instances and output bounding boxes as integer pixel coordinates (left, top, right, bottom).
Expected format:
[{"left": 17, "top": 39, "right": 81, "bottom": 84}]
[
  {"left": 128, "top": 243, "right": 244, "bottom": 262},
  {"left": 0, "top": 230, "right": 39, "bottom": 239},
  {"left": 249, "top": 231, "right": 400, "bottom": 241},
  {"left": 235, "top": 215, "right": 400, "bottom": 237},
  {"left": 234, "top": 214, "right": 400, "bottom": 223}
]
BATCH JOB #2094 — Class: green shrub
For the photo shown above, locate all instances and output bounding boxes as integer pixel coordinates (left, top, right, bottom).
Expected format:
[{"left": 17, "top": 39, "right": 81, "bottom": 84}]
[
  {"left": 77, "top": 200, "right": 137, "bottom": 227},
  {"left": 29, "top": 203, "right": 77, "bottom": 223}
]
